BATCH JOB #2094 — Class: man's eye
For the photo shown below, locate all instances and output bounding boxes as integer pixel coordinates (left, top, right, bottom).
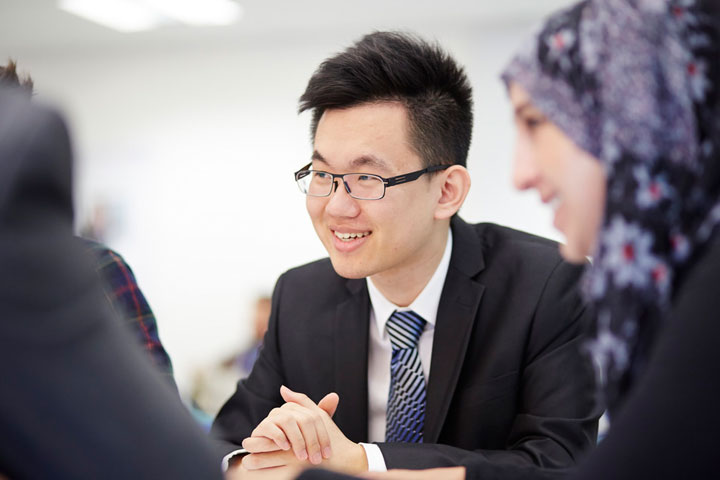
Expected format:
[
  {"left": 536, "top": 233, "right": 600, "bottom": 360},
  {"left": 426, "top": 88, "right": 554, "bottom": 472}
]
[{"left": 314, "top": 172, "right": 330, "bottom": 179}]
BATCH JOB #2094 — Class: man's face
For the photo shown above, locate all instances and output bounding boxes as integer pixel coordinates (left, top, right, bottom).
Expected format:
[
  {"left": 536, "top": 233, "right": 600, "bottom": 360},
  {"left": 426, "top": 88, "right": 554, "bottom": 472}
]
[{"left": 306, "top": 102, "right": 444, "bottom": 280}]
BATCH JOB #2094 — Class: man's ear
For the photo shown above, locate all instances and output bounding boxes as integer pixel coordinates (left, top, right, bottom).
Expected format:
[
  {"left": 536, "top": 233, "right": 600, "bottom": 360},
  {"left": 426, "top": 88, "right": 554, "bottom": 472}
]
[{"left": 434, "top": 165, "right": 471, "bottom": 220}]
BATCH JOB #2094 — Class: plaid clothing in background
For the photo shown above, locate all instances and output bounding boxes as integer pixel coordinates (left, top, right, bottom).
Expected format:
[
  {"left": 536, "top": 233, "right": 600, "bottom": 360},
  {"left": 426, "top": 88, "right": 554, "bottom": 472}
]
[{"left": 82, "top": 238, "right": 176, "bottom": 389}]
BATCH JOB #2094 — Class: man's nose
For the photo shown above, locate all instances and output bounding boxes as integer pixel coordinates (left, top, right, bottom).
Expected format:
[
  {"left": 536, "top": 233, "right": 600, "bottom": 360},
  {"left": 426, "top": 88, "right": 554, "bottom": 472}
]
[{"left": 325, "top": 179, "right": 361, "bottom": 217}]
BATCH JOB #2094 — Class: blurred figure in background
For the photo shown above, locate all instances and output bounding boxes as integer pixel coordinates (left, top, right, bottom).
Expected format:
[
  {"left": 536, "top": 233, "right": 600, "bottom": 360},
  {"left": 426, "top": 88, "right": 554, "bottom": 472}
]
[
  {"left": 79, "top": 202, "right": 112, "bottom": 243},
  {"left": 1, "top": 59, "right": 176, "bottom": 387},
  {"left": 192, "top": 295, "right": 271, "bottom": 418},
  {"left": 236, "top": 295, "right": 271, "bottom": 375}
]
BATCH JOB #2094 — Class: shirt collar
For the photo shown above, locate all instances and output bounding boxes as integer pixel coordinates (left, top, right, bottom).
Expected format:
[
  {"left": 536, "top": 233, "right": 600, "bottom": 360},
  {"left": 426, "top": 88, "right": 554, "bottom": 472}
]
[{"left": 367, "top": 229, "right": 453, "bottom": 339}]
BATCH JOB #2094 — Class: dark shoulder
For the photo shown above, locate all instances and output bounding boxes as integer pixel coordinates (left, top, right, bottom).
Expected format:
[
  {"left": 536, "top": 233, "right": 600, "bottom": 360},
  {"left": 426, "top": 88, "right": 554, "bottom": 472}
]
[
  {"left": 473, "top": 222, "right": 562, "bottom": 250},
  {"left": 278, "top": 257, "right": 348, "bottom": 293},
  {"left": 283, "top": 257, "right": 336, "bottom": 278},
  {"left": 78, "top": 237, "right": 128, "bottom": 272},
  {"left": 472, "top": 222, "right": 571, "bottom": 272},
  {"left": 80, "top": 237, "right": 110, "bottom": 256},
  {"left": 273, "top": 257, "right": 354, "bottom": 315}
]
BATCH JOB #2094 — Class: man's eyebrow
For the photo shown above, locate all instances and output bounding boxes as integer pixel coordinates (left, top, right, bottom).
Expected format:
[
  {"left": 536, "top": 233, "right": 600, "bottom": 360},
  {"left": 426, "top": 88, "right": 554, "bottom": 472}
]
[
  {"left": 311, "top": 152, "right": 390, "bottom": 172},
  {"left": 350, "top": 155, "right": 389, "bottom": 171},
  {"left": 311, "top": 150, "right": 328, "bottom": 164}
]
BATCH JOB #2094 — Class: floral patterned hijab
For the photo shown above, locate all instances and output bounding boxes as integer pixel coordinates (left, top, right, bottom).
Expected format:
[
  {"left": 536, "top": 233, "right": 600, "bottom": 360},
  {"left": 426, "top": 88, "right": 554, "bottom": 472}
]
[{"left": 503, "top": 0, "right": 720, "bottom": 412}]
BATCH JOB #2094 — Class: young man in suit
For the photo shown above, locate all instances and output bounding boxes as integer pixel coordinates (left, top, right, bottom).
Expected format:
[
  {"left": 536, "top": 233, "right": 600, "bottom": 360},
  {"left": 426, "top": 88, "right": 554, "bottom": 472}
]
[{"left": 213, "top": 32, "right": 598, "bottom": 478}]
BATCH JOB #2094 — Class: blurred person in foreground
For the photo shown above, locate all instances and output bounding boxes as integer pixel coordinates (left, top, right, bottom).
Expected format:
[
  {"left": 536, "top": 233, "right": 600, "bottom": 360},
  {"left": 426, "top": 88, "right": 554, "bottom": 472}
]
[
  {"left": 293, "top": 0, "right": 720, "bottom": 479},
  {"left": 214, "top": 31, "right": 598, "bottom": 478},
  {"left": 0, "top": 87, "right": 221, "bottom": 478},
  {"left": 1, "top": 59, "right": 176, "bottom": 387}
]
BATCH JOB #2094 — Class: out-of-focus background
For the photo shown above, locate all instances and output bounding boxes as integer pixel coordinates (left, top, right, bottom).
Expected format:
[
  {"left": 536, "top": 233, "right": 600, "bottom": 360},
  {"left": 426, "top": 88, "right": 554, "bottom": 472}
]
[{"left": 0, "top": 0, "right": 575, "bottom": 413}]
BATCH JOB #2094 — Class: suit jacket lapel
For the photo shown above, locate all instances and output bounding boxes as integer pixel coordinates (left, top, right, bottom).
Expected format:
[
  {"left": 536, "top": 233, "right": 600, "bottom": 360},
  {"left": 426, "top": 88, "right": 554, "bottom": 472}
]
[
  {"left": 424, "top": 217, "right": 486, "bottom": 443},
  {"left": 333, "top": 278, "right": 370, "bottom": 443}
]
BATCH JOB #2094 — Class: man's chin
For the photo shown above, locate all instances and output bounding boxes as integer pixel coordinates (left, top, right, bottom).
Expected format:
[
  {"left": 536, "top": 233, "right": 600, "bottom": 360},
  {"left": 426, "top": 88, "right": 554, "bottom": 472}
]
[{"left": 328, "top": 257, "right": 372, "bottom": 280}]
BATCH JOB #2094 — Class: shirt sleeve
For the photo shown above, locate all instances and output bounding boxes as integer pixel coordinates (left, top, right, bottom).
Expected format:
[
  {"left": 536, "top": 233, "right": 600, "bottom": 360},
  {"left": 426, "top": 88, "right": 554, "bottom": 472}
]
[
  {"left": 221, "top": 449, "right": 248, "bottom": 471},
  {"left": 82, "top": 238, "right": 177, "bottom": 387},
  {"left": 360, "top": 443, "right": 387, "bottom": 471}
]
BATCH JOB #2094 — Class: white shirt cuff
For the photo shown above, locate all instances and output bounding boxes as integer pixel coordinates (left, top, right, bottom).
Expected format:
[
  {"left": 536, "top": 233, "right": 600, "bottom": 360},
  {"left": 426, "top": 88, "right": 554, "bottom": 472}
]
[
  {"left": 359, "top": 443, "right": 387, "bottom": 472},
  {"left": 221, "top": 448, "right": 247, "bottom": 472}
]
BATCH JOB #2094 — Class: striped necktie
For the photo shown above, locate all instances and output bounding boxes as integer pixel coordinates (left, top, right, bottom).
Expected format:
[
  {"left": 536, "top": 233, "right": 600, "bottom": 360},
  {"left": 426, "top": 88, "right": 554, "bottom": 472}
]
[{"left": 385, "top": 310, "right": 427, "bottom": 443}]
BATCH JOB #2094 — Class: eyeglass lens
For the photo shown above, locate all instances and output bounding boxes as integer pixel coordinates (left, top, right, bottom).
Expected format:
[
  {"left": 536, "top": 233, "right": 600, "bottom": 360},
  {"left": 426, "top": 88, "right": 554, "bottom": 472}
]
[{"left": 298, "top": 171, "right": 385, "bottom": 200}]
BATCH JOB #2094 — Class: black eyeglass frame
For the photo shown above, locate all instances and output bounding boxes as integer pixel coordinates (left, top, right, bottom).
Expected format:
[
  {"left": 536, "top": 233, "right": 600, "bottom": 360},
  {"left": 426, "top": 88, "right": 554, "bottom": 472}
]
[{"left": 294, "top": 162, "right": 451, "bottom": 200}]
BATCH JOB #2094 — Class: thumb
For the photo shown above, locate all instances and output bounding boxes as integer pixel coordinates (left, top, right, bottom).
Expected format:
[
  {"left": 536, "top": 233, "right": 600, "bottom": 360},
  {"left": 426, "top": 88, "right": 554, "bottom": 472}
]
[{"left": 318, "top": 392, "right": 340, "bottom": 417}]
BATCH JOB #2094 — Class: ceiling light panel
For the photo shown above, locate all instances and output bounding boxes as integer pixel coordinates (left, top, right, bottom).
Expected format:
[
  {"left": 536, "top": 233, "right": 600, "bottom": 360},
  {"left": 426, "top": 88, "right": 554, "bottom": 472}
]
[
  {"left": 58, "top": 0, "right": 242, "bottom": 32},
  {"left": 58, "top": 0, "right": 164, "bottom": 32},
  {"left": 144, "top": 0, "right": 243, "bottom": 26}
]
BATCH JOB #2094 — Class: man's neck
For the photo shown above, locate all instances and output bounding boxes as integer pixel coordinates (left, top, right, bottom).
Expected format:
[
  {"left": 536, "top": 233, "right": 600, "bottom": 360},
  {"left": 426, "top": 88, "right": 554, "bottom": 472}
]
[{"left": 369, "top": 227, "right": 450, "bottom": 307}]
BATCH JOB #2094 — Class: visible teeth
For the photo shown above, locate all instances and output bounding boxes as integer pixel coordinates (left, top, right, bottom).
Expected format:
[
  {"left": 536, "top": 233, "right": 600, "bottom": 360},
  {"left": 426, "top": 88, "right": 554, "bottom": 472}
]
[{"left": 334, "top": 231, "right": 371, "bottom": 241}]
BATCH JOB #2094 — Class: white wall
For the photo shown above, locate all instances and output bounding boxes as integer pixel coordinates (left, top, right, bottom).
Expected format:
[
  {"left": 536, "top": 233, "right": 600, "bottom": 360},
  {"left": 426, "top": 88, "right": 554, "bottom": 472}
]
[{"left": 6, "top": 23, "right": 561, "bottom": 396}]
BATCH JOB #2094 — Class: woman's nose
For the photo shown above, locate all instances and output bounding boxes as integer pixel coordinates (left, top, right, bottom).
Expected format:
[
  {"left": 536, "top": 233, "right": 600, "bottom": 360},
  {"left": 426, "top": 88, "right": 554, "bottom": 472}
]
[{"left": 512, "top": 141, "right": 540, "bottom": 191}]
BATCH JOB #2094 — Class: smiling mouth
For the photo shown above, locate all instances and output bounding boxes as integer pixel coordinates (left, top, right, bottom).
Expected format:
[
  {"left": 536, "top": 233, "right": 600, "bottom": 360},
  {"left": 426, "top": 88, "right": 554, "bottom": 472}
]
[{"left": 333, "top": 230, "right": 372, "bottom": 242}]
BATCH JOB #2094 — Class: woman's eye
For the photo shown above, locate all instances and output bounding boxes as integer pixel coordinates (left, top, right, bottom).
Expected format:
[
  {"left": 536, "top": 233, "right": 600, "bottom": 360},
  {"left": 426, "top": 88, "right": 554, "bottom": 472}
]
[{"left": 524, "top": 116, "right": 547, "bottom": 130}]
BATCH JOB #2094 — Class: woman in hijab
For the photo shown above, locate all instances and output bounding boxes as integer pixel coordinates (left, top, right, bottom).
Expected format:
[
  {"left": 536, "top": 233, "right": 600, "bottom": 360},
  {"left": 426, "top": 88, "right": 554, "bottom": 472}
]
[
  {"left": 291, "top": 1, "right": 720, "bottom": 479},
  {"left": 499, "top": 0, "right": 720, "bottom": 478},
  {"left": 295, "top": 1, "right": 720, "bottom": 479}
]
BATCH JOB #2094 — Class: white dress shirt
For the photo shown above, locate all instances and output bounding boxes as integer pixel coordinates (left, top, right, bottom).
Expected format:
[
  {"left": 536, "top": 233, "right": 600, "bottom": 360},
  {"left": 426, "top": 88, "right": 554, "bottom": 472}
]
[{"left": 360, "top": 229, "right": 453, "bottom": 471}]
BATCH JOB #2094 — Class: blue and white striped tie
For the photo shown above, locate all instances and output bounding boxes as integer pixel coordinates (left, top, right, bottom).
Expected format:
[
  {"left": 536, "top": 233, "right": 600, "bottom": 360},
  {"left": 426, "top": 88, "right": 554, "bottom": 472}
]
[{"left": 385, "top": 310, "right": 427, "bottom": 443}]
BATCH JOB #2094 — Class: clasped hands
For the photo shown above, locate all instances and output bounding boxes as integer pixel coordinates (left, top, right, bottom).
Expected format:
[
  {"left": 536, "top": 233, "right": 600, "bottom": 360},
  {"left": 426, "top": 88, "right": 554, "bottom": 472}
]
[
  {"left": 229, "top": 386, "right": 466, "bottom": 480},
  {"left": 234, "top": 385, "right": 367, "bottom": 478}
]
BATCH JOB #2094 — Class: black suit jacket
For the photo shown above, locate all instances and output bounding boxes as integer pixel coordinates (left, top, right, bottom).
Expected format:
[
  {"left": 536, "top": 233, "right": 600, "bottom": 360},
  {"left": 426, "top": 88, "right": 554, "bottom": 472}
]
[
  {"left": 213, "top": 216, "right": 598, "bottom": 472},
  {"left": 299, "top": 215, "right": 720, "bottom": 480},
  {"left": 0, "top": 89, "right": 222, "bottom": 479},
  {"left": 538, "top": 234, "right": 720, "bottom": 479}
]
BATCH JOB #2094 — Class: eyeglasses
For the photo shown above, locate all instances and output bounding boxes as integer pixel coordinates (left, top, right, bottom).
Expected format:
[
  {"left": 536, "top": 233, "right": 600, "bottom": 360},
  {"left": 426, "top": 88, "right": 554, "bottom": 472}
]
[{"left": 294, "top": 162, "right": 451, "bottom": 200}]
